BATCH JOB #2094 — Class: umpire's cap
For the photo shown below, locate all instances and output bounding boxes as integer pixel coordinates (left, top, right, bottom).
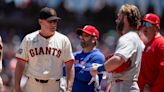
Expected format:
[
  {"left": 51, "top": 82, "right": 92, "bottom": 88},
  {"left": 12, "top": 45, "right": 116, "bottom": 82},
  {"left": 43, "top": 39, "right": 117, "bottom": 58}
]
[
  {"left": 76, "top": 25, "right": 99, "bottom": 39},
  {"left": 39, "top": 7, "right": 61, "bottom": 20}
]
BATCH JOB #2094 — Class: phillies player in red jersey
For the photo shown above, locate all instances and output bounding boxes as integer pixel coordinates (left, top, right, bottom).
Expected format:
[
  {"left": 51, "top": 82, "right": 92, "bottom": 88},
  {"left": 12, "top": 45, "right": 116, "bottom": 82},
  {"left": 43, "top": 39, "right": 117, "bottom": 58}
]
[{"left": 138, "top": 13, "right": 164, "bottom": 92}]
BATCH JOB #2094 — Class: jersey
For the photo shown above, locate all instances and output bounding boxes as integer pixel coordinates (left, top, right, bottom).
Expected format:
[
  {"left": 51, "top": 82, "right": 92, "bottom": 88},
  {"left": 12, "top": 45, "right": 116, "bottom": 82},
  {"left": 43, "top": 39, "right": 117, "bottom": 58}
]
[
  {"left": 72, "top": 49, "right": 105, "bottom": 92},
  {"left": 16, "top": 30, "right": 74, "bottom": 80},
  {"left": 112, "top": 31, "right": 144, "bottom": 81},
  {"left": 138, "top": 36, "right": 164, "bottom": 92}
]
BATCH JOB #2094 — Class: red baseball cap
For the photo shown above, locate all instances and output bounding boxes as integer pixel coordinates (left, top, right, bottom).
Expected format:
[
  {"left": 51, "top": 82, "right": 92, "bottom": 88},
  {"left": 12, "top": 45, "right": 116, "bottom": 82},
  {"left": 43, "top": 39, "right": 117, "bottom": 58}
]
[
  {"left": 76, "top": 25, "right": 99, "bottom": 39},
  {"left": 142, "top": 13, "right": 160, "bottom": 27}
]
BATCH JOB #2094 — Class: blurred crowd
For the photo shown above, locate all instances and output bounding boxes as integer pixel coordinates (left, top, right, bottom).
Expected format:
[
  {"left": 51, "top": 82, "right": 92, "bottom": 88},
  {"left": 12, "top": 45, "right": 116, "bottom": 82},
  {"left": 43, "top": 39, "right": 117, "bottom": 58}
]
[{"left": 0, "top": 0, "right": 164, "bottom": 92}]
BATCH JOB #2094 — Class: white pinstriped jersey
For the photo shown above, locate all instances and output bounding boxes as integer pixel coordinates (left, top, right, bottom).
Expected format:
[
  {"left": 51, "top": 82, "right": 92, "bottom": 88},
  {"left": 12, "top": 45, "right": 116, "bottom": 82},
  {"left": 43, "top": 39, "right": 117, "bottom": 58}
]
[{"left": 16, "top": 30, "right": 74, "bottom": 80}]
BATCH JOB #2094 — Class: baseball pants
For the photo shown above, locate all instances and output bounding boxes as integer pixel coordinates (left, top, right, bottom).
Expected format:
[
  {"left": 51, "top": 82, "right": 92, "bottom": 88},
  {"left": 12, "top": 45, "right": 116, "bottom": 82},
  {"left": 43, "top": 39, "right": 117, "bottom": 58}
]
[
  {"left": 25, "top": 77, "right": 60, "bottom": 92},
  {"left": 110, "top": 80, "right": 139, "bottom": 92}
]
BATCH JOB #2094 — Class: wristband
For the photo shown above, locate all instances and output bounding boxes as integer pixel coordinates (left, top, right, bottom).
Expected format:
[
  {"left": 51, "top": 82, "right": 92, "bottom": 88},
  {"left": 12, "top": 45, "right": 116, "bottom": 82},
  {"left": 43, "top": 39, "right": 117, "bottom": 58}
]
[{"left": 97, "top": 64, "right": 105, "bottom": 72}]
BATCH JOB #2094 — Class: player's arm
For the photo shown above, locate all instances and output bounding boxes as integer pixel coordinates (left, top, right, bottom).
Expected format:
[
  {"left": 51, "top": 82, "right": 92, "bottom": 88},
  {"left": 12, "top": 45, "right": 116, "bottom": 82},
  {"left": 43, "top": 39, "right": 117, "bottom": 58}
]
[
  {"left": 15, "top": 58, "right": 26, "bottom": 92},
  {"left": 65, "top": 59, "right": 75, "bottom": 92},
  {"left": 15, "top": 36, "right": 28, "bottom": 92},
  {"left": 91, "top": 37, "right": 134, "bottom": 75},
  {"left": 90, "top": 55, "right": 125, "bottom": 76},
  {"left": 104, "top": 55, "right": 125, "bottom": 71}
]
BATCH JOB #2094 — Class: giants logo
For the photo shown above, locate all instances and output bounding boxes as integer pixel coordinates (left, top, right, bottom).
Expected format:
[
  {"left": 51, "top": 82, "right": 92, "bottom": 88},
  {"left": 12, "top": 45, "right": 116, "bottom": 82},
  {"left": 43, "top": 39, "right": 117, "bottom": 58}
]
[{"left": 29, "top": 47, "right": 61, "bottom": 58}]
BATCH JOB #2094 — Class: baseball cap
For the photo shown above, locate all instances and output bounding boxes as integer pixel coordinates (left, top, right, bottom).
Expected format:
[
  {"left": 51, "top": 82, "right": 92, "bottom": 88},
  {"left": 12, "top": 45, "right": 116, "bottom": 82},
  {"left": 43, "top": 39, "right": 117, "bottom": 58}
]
[
  {"left": 76, "top": 25, "right": 99, "bottom": 39},
  {"left": 39, "top": 7, "right": 61, "bottom": 20},
  {"left": 142, "top": 13, "right": 160, "bottom": 28}
]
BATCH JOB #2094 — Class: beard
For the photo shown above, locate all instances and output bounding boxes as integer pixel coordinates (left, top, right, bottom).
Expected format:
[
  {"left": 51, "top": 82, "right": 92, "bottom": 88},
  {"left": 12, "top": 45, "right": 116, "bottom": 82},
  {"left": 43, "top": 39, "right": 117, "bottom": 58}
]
[
  {"left": 80, "top": 39, "right": 92, "bottom": 48},
  {"left": 116, "top": 16, "right": 125, "bottom": 34},
  {"left": 116, "top": 20, "right": 124, "bottom": 32}
]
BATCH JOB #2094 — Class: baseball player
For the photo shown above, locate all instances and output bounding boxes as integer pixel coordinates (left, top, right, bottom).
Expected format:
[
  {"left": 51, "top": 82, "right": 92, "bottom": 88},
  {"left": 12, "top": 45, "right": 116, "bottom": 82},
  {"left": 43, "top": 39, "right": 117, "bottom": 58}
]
[
  {"left": 71, "top": 25, "right": 105, "bottom": 92},
  {"left": 15, "top": 7, "right": 75, "bottom": 92},
  {"left": 138, "top": 13, "right": 164, "bottom": 92},
  {"left": 90, "top": 4, "right": 144, "bottom": 92},
  {"left": 0, "top": 36, "right": 3, "bottom": 90}
]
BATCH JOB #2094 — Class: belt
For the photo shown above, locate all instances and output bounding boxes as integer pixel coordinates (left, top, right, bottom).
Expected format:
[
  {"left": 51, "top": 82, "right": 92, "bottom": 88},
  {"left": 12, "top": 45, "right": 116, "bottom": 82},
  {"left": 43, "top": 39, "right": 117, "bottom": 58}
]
[
  {"left": 35, "top": 78, "right": 49, "bottom": 83},
  {"left": 115, "top": 79, "right": 137, "bottom": 83},
  {"left": 35, "top": 78, "right": 60, "bottom": 83}
]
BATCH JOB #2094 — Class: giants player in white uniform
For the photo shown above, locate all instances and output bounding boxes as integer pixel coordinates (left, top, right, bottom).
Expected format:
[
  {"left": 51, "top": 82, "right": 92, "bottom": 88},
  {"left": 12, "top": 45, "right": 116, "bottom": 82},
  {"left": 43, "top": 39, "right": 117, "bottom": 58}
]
[
  {"left": 15, "top": 7, "right": 75, "bottom": 92},
  {"left": 90, "top": 4, "right": 144, "bottom": 92}
]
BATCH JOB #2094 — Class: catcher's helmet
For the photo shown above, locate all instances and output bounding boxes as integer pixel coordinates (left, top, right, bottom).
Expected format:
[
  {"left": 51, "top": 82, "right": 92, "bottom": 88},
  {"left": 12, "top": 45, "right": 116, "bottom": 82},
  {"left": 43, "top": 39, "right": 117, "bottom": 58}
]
[
  {"left": 76, "top": 25, "right": 99, "bottom": 39},
  {"left": 143, "top": 13, "right": 160, "bottom": 28}
]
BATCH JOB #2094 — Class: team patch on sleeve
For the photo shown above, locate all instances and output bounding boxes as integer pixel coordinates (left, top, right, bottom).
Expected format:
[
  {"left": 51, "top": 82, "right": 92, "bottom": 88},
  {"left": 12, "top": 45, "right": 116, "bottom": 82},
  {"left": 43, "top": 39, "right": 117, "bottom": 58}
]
[{"left": 17, "top": 48, "right": 23, "bottom": 54}]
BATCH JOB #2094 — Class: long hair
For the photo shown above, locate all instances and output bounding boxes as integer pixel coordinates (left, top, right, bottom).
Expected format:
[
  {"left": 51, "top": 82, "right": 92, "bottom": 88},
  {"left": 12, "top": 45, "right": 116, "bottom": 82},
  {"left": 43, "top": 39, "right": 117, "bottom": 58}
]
[{"left": 119, "top": 4, "right": 141, "bottom": 28}]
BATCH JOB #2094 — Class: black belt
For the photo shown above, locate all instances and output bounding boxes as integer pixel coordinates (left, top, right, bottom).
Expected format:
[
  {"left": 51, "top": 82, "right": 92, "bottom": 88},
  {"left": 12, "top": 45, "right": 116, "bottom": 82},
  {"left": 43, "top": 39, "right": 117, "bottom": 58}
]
[
  {"left": 35, "top": 78, "right": 60, "bottom": 83},
  {"left": 35, "top": 78, "right": 48, "bottom": 83},
  {"left": 115, "top": 79, "right": 137, "bottom": 83}
]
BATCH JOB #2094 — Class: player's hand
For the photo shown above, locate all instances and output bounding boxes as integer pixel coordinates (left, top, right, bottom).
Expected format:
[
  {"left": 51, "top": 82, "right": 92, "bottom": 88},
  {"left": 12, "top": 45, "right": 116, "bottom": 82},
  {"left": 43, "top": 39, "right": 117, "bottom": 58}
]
[
  {"left": 65, "top": 89, "right": 71, "bottom": 92},
  {"left": 90, "top": 63, "right": 99, "bottom": 77},
  {"left": 74, "top": 60, "right": 79, "bottom": 64}
]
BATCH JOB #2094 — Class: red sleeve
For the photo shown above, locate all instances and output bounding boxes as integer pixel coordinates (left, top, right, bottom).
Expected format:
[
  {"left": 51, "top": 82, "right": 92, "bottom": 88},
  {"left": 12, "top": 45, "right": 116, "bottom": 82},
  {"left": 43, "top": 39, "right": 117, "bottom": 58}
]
[
  {"left": 16, "top": 57, "right": 28, "bottom": 62},
  {"left": 64, "top": 59, "right": 74, "bottom": 64}
]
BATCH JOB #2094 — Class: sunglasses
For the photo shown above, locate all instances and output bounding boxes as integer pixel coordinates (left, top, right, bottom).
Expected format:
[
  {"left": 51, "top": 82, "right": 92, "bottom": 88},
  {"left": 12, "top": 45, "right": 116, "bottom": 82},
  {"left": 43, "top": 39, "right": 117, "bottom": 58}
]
[{"left": 141, "top": 21, "right": 153, "bottom": 28}]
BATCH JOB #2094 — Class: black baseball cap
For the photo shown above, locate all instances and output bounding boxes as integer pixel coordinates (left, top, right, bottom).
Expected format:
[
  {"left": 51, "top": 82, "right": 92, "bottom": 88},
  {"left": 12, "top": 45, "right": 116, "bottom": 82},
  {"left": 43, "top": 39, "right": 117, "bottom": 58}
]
[{"left": 39, "top": 7, "right": 61, "bottom": 20}]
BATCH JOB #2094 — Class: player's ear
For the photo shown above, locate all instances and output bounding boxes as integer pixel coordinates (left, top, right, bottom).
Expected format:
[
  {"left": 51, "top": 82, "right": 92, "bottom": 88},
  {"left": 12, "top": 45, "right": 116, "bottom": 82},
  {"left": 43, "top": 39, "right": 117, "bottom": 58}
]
[
  {"left": 92, "top": 37, "right": 97, "bottom": 43},
  {"left": 94, "top": 37, "right": 98, "bottom": 40},
  {"left": 38, "top": 19, "right": 42, "bottom": 24},
  {"left": 92, "top": 40, "right": 95, "bottom": 43}
]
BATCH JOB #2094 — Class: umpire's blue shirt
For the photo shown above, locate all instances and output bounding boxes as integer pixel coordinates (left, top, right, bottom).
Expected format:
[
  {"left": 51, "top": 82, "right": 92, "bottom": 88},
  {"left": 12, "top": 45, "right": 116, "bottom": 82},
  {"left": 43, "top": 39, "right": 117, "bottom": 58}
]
[{"left": 72, "top": 49, "right": 105, "bottom": 92}]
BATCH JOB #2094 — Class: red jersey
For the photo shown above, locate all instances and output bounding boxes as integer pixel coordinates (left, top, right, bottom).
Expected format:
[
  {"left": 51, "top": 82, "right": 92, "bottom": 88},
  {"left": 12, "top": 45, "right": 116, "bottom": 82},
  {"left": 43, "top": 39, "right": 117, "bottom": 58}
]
[{"left": 138, "top": 36, "right": 164, "bottom": 92}]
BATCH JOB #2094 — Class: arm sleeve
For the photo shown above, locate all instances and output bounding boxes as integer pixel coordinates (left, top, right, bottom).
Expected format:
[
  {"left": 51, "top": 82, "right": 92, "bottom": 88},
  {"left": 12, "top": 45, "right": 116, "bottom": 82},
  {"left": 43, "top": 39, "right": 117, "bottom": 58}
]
[
  {"left": 15, "top": 36, "right": 29, "bottom": 61},
  {"left": 115, "top": 36, "right": 136, "bottom": 62},
  {"left": 62, "top": 37, "right": 74, "bottom": 63},
  {"left": 77, "top": 55, "right": 105, "bottom": 81}
]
